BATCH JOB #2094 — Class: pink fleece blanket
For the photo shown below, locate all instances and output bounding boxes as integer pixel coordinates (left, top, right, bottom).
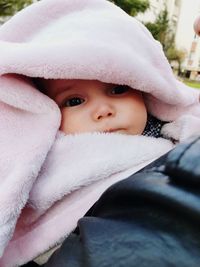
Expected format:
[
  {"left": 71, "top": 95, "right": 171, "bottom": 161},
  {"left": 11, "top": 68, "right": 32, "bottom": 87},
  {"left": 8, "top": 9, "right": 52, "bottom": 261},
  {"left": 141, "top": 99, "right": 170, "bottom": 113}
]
[{"left": 0, "top": 0, "right": 200, "bottom": 266}]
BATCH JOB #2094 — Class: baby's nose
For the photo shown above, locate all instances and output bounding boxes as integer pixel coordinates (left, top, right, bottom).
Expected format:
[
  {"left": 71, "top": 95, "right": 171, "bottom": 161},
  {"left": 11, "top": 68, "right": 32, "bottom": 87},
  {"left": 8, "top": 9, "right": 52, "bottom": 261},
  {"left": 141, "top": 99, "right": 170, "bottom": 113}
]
[{"left": 93, "top": 104, "right": 115, "bottom": 121}]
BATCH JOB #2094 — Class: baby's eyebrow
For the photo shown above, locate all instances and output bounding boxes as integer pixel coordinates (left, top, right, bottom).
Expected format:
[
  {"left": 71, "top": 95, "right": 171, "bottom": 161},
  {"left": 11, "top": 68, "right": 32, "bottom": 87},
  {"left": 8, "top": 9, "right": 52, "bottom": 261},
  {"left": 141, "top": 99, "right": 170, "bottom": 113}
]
[{"left": 55, "top": 84, "right": 75, "bottom": 99}]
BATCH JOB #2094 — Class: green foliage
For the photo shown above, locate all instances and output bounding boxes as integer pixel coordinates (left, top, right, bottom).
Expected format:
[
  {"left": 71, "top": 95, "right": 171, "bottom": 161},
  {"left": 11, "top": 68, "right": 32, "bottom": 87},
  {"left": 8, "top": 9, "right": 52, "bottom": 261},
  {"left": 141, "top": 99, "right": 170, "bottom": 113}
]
[
  {"left": 166, "top": 46, "right": 186, "bottom": 62},
  {"left": 183, "top": 79, "right": 200, "bottom": 89},
  {"left": 1, "top": 0, "right": 149, "bottom": 19},
  {"left": 109, "top": 0, "right": 149, "bottom": 16},
  {"left": 166, "top": 46, "right": 186, "bottom": 73},
  {"left": 145, "top": 8, "right": 186, "bottom": 72},
  {"left": 0, "top": 0, "right": 34, "bottom": 16},
  {"left": 145, "top": 9, "right": 170, "bottom": 51}
]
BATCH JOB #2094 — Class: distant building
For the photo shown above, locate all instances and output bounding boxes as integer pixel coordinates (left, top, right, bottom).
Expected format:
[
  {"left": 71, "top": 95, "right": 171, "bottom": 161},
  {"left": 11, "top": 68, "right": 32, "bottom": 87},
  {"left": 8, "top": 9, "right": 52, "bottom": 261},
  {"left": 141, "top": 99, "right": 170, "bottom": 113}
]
[
  {"left": 175, "top": 0, "right": 200, "bottom": 79},
  {"left": 137, "top": 0, "right": 200, "bottom": 79}
]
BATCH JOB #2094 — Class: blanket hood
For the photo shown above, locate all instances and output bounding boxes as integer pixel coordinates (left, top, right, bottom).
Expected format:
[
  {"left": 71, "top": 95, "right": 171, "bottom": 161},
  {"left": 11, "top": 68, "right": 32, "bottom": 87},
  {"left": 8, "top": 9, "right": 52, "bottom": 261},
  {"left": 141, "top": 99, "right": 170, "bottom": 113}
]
[
  {"left": 0, "top": 0, "right": 200, "bottom": 121},
  {"left": 0, "top": 0, "right": 200, "bottom": 266}
]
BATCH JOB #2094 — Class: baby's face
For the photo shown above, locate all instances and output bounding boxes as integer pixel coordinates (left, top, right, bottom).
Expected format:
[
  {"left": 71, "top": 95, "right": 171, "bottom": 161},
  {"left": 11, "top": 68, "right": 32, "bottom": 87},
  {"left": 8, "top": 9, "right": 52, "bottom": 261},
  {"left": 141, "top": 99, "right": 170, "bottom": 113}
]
[{"left": 44, "top": 79, "right": 147, "bottom": 135}]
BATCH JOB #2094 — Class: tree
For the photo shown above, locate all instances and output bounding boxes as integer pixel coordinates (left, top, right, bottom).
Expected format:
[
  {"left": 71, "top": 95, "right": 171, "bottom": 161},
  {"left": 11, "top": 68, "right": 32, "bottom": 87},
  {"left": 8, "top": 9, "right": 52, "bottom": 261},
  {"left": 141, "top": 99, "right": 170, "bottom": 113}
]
[
  {"left": 109, "top": 0, "right": 149, "bottom": 16},
  {"left": 145, "top": 8, "right": 186, "bottom": 74},
  {"left": 0, "top": 0, "right": 34, "bottom": 17},
  {"left": 145, "top": 8, "right": 171, "bottom": 52},
  {"left": 166, "top": 46, "right": 186, "bottom": 75}
]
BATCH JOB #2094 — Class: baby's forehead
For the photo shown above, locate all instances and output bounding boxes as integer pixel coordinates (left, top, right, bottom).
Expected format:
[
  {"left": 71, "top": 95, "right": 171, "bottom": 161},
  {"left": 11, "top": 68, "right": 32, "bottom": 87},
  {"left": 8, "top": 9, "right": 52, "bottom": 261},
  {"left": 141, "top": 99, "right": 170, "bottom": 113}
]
[
  {"left": 42, "top": 79, "right": 77, "bottom": 98},
  {"left": 42, "top": 79, "right": 114, "bottom": 98},
  {"left": 44, "top": 78, "right": 74, "bottom": 90}
]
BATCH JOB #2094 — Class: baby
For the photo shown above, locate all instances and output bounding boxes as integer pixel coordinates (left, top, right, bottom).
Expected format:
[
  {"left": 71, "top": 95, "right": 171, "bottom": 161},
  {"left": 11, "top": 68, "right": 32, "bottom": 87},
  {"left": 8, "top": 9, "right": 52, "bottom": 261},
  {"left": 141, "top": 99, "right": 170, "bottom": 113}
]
[
  {"left": 0, "top": 0, "right": 200, "bottom": 266},
  {"left": 40, "top": 79, "right": 147, "bottom": 135}
]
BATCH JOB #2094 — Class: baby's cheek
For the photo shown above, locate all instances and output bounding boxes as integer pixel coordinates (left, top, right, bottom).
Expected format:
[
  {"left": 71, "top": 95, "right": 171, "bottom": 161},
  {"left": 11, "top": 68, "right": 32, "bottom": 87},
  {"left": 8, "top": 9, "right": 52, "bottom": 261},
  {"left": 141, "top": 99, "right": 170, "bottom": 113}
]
[
  {"left": 59, "top": 109, "right": 85, "bottom": 134},
  {"left": 128, "top": 103, "right": 147, "bottom": 134},
  {"left": 59, "top": 109, "right": 71, "bottom": 133}
]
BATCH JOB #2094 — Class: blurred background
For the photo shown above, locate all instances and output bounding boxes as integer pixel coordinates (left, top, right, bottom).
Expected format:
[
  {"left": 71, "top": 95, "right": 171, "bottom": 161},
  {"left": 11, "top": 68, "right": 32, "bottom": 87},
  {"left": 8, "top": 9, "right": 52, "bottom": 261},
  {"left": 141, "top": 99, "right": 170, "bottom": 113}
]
[{"left": 0, "top": 0, "right": 200, "bottom": 88}]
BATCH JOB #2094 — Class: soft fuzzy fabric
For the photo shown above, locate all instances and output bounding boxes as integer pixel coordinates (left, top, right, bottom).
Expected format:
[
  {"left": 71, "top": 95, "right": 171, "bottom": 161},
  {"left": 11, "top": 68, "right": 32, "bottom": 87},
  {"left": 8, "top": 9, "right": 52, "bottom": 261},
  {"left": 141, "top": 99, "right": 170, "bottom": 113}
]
[
  {"left": 0, "top": 0, "right": 200, "bottom": 121},
  {"left": 0, "top": 133, "right": 174, "bottom": 267},
  {"left": 0, "top": 0, "right": 200, "bottom": 266}
]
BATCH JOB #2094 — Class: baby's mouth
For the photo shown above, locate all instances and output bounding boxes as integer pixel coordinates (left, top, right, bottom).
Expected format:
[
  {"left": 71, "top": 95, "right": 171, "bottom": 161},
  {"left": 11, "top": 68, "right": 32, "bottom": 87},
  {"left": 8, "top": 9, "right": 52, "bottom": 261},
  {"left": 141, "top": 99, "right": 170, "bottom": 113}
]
[{"left": 103, "top": 128, "right": 125, "bottom": 133}]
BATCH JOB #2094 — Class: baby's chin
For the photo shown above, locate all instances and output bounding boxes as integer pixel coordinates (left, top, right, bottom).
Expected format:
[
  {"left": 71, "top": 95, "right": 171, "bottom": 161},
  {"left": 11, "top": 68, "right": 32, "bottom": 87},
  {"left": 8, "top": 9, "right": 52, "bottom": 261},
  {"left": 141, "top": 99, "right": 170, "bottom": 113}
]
[
  {"left": 60, "top": 127, "right": 141, "bottom": 136},
  {"left": 102, "top": 129, "right": 129, "bottom": 135}
]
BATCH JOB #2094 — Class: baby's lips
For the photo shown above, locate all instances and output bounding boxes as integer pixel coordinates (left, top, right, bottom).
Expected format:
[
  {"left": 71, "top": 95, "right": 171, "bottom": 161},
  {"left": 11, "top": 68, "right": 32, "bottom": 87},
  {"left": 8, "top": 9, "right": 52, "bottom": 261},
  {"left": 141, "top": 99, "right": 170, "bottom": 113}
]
[{"left": 194, "top": 16, "right": 200, "bottom": 36}]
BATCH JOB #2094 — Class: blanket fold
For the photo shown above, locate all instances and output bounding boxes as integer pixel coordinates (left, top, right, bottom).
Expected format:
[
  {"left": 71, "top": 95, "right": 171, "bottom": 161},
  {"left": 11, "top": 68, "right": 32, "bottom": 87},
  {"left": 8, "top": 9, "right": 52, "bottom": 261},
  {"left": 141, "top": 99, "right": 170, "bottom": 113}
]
[
  {"left": 1, "top": 133, "right": 174, "bottom": 267},
  {"left": 0, "top": 74, "right": 60, "bottom": 260}
]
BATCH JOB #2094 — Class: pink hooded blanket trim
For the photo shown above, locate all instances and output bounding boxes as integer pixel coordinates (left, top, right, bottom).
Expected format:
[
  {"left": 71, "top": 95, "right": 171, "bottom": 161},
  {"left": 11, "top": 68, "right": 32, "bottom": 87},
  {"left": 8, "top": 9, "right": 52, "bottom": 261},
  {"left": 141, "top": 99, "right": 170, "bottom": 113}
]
[
  {"left": 0, "top": 0, "right": 200, "bottom": 266},
  {"left": 0, "top": 0, "right": 199, "bottom": 120},
  {"left": 0, "top": 74, "right": 60, "bottom": 259}
]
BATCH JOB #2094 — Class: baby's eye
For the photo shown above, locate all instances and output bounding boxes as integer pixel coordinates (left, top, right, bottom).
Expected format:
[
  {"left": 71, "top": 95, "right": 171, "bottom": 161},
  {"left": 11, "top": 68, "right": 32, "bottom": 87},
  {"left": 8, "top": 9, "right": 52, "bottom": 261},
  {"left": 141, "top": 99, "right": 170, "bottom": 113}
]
[
  {"left": 64, "top": 97, "right": 85, "bottom": 107},
  {"left": 110, "top": 85, "right": 130, "bottom": 95}
]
